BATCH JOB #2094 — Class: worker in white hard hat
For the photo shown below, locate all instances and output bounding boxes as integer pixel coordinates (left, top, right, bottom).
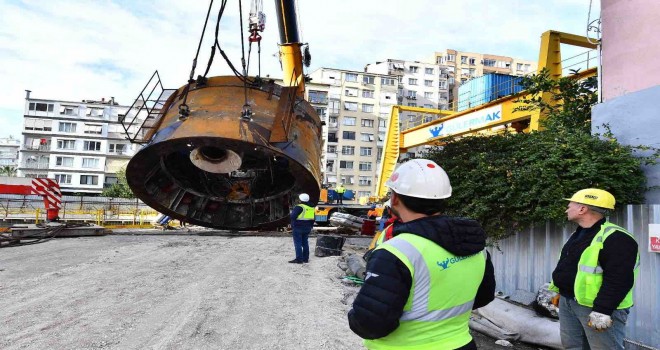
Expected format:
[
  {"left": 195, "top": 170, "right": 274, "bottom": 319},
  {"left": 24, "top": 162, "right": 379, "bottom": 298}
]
[
  {"left": 288, "top": 193, "right": 315, "bottom": 264},
  {"left": 348, "top": 159, "right": 496, "bottom": 350},
  {"left": 549, "top": 188, "right": 639, "bottom": 350}
]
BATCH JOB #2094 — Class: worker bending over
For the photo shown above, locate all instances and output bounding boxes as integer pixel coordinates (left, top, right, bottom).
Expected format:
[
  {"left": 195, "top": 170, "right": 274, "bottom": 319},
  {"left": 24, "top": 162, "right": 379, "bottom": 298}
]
[
  {"left": 348, "top": 159, "right": 495, "bottom": 350},
  {"left": 550, "top": 189, "right": 639, "bottom": 350}
]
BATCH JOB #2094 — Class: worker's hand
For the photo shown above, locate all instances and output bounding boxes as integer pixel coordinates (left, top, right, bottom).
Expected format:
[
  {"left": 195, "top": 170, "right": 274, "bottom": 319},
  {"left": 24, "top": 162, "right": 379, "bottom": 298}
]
[
  {"left": 550, "top": 294, "right": 560, "bottom": 308},
  {"left": 587, "top": 311, "right": 613, "bottom": 331}
]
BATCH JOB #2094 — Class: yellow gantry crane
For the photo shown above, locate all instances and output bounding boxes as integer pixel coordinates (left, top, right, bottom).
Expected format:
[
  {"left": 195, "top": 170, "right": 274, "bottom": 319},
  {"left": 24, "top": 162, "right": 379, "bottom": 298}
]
[{"left": 375, "top": 30, "right": 599, "bottom": 199}]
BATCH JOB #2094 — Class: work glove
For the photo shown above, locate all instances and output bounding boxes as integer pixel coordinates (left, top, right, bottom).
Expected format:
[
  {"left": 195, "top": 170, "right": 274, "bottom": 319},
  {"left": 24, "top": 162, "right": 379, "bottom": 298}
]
[{"left": 587, "top": 311, "right": 613, "bottom": 331}]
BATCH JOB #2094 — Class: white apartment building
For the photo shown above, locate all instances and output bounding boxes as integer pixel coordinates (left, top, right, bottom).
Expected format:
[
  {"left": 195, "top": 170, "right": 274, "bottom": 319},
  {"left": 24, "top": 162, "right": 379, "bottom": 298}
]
[
  {"left": 309, "top": 68, "right": 398, "bottom": 199},
  {"left": 0, "top": 136, "right": 20, "bottom": 169},
  {"left": 18, "top": 91, "right": 139, "bottom": 194}
]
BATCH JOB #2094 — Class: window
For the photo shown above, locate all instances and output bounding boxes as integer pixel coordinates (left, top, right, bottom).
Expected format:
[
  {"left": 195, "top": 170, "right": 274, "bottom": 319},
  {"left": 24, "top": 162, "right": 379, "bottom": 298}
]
[
  {"left": 315, "top": 107, "right": 327, "bottom": 119},
  {"left": 329, "top": 116, "right": 338, "bottom": 126},
  {"left": 326, "top": 160, "right": 335, "bottom": 172},
  {"left": 55, "top": 157, "right": 73, "bottom": 167},
  {"left": 360, "top": 147, "right": 372, "bottom": 156},
  {"left": 342, "top": 131, "right": 355, "bottom": 140},
  {"left": 341, "top": 176, "right": 355, "bottom": 185},
  {"left": 109, "top": 144, "right": 126, "bottom": 154},
  {"left": 424, "top": 80, "right": 433, "bottom": 87},
  {"left": 345, "top": 73, "right": 358, "bottom": 82},
  {"left": 446, "top": 54, "right": 455, "bottom": 62},
  {"left": 329, "top": 100, "right": 340, "bottom": 115},
  {"left": 484, "top": 58, "right": 496, "bottom": 67},
  {"left": 58, "top": 122, "right": 76, "bottom": 133},
  {"left": 361, "top": 119, "right": 374, "bottom": 127},
  {"left": 469, "top": 58, "right": 476, "bottom": 65},
  {"left": 54, "top": 174, "right": 72, "bottom": 184},
  {"left": 363, "top": 75, "right": 375, "bottom": 84},
  {"left": 362, "top": 89, "right": 374, "bottom": 98},
  {"left": 425, "top": 68, "right": 434, "bottom": 74},
  {"left": 327, "top": 145, "right": 336, "bottom": 153},
  {"left": 28, "top": 103, "right": 54, "bottom": 112},
  {"left": 461, "top": 56, "right": 467, "bottom": 64},
  {"left": 358, "top": 191, "right": 371, "bottom": 198},
  {"left": 343, "top": 116, "right": 356, "bottom": 126},
  {"left": 448, "top": 77, "right": 455, "bottom": 85},
  {"left": 328, "top": 132, "right": 338, "bottom": 142},
  {"left": 517, "top": 63, "right": 523, "bottom": 71},
  {"left": 339, "top": 161, "right": 354, "bottom": 169},
  {"left": 461, "top": 68, "right": 470, "bottom": 75},
  {"left": 408, "top": 78, "right": 418, "bottom": 85},
  {"left": 344, "top": 102, "right": 358, "bottom": 111},
  {"left": 439, "top": 81, "right": 447, "bottom": 89},
  {"left": 57, "top": 139, "right": 76, "bottom": 150},
  {"left": 24, "top": 118, "right": 52, "bottom": 131},
  {"left": 84, "top": 124, "right": 102, "bottom": 135},
  {"left": 80, "top": 175, "right": 99, "bottom": 185},
  {"left": 341, "top": 146, "right": 355, "bottom": 155},
  {"left": 83, "top": 141, "right": 101, "bottom": 151},
  {"left": 82, "top": 157, "right": 100, "bottom": 168},
  {"left": 359, "top": 162, "right": 372, "bottom": 171},
  {"left": 469, "top": 68, "right": 476, "bottom": 76},
  {"left": 379, "top": 119, "right": 386, "bottom": 128},
  {"left": 361, "top": 133, "right": 374, "bottom": 142},
  {"left": 344, "top": 87, "right": 358, "bottom": 97},
  {"left": 409, "top": 66, "right": 418, "bottom": 73},
  {"left": 524, "top": 64, "right": 531, "bottom": 72},
  {"left": 86, "top": 108, "right": 104, "bottom": 117},
  {"left": 424, "top": 104, "right": 433, "bottom": 109},
  {"left": 407, "top": 103, "right": 417, "bottom": 107},
  {"left": 424, "top": 92, "right": 434, "bottom": 99},
  {"left": 381, "top": 77, "right": 396, "bottom": 86},
  {"left": 362, "top": 104, "right": 374, "bottom": 113},
  {"left": 359, "top": 176, "right": 372, "bottom": 186},
  {"left": 308, "top": 90, "right": 328, "bottom": 104},
  {"left": 407, "top": 90, "right": 417, "bottom": 98},
  {"left": 60, "top": 106, "right": 78, "bottom": 116}
]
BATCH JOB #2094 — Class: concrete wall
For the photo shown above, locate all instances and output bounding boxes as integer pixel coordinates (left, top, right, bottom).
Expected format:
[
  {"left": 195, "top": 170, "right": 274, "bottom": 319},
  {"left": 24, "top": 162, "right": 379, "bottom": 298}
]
[
  {"left": 592, "top": 86, "right": 660, "bottom": 203},
  {"left": 601, "top": 0, "right": 660, "bottom": 101}
]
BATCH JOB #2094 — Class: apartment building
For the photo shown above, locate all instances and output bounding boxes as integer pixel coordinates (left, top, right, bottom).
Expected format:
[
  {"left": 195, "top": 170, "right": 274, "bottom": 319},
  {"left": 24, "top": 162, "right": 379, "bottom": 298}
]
[
  {"left": 433, "top": 50, "right": 537, "bottom": 107},
  {"left": 0, "top": 136, "right": 20, "bottom": 167},
  {"left": 18, "top": 91, "right": 139, "bottom": 194},
  {"left": 308, "top": 68, "right": 398, "bottom": 199}
]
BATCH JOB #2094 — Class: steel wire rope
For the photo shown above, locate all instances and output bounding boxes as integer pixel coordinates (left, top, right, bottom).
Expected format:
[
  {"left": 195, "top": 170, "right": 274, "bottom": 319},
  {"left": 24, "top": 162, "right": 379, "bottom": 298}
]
[{"left": 180, "top": 0, "right": 216, "bottom": 111}]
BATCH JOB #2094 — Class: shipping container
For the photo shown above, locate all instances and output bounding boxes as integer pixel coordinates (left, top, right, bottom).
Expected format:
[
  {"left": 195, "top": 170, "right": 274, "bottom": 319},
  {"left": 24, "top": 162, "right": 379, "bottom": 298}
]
[{"left": 457, "top": 73, "right": 524, "bottom": 112}]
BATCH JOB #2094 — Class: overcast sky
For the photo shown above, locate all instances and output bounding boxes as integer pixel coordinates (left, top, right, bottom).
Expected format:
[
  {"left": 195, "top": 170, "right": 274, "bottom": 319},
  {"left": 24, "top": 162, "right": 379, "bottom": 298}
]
[{"left": 0, "top": 0, "right": 600, "bottom": 139}]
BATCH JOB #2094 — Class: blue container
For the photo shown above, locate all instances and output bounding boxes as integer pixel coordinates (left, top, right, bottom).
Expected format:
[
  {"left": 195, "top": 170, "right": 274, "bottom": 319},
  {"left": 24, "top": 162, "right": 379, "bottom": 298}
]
[{"left": 457, "top": 73, "right": 524, "bottom": 111}]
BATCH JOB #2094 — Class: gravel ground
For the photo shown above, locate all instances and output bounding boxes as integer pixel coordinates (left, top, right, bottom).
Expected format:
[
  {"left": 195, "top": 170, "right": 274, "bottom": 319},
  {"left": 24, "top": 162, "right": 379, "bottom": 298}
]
[{"left": 0, "top": 232, "right": 543, "bottom": 350}]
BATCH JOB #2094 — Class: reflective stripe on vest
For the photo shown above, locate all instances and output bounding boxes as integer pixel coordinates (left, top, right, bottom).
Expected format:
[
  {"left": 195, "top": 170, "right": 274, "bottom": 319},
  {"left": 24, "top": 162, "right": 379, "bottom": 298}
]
[
  {"left": 365, "top": 233, "right": 486, "bottom": 350},
  {"left": 296, "top": 204, "right": 315, "bottom": 221},
  {"left": 375, "top": 223, "right": 393, "bottom": 246},
  {"left": 574, "top": 222, "right": 639, "bottom": 309}
]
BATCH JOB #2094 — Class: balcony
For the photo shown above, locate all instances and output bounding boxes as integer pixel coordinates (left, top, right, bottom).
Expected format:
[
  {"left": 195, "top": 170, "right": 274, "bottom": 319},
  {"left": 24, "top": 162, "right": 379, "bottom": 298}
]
[
  {"left": 327, "top": 137, "right": 339, "bottom": 143},
  {"left": 23, "top": 144, "right": 51, "bottom": 151},
  {"left": 309, "top": 97, "right": 328, "bottom": 104},
  {"left": 21, "top": 162, "right": 50, "bottom": 170}
]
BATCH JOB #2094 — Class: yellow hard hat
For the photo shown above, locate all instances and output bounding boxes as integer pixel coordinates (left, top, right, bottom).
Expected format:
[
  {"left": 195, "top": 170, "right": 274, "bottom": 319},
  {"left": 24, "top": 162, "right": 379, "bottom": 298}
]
[{"left": 564, "top": 188, "right": 615, "bottom": 210}]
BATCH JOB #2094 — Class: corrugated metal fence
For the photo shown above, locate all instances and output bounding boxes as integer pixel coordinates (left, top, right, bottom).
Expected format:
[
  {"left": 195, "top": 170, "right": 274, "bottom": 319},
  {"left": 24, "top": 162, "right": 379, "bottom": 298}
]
[{"left": 488, "top": 205, "right": 659, "bottom": 349}]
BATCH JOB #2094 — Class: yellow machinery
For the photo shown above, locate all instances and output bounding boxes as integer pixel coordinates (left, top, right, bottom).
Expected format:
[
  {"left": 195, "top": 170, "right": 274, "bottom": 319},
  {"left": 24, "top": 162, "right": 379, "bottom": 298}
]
[{"left": 376, "top": 30, "right": 599, "bottom": 199}]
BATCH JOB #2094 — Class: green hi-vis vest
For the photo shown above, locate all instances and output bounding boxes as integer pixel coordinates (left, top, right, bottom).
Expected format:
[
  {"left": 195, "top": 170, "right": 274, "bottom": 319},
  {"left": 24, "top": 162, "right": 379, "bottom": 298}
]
[
  {"left": 551, "top": 222, "right": 639, "bottom": 309},
  {"left": 375, "top": 223, "right": 393, "bottom": 247},
  {"left": 366, "top": 233, "right": 486, "bottom": 350},
  {"left": 296, "top": 204, "right": 315, "bottom": 221},
  {"left": 336, "top": 186, "right": 346, "bottom": 194}
]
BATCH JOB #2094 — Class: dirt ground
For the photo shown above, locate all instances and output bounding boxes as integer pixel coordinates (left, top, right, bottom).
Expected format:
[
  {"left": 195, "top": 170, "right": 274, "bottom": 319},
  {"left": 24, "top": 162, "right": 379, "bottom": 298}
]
[{"left": 0, "top": 231, "right": 543, "bottom": 350}]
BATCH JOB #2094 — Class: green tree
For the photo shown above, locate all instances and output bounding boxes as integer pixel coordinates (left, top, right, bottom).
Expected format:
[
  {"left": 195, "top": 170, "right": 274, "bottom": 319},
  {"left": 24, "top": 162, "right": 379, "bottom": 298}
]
[
  {"left": 422, "top": 69, "right": 649, "bottom": 240},
  {"left": 0, "top": 166, "right": 17, "bottom": 177},
  {"left": 101, "top": 168, "right": 136, "bottom": 198}
]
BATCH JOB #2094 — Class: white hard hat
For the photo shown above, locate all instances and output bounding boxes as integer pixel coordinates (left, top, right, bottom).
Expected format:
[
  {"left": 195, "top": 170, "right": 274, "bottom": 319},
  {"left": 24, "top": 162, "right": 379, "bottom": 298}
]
[
  {"left": 385, "top": 159, "right": 452, "bottom": 199},
  {"left": 299, "top": 193, "right": 310, "bottom": 202}
]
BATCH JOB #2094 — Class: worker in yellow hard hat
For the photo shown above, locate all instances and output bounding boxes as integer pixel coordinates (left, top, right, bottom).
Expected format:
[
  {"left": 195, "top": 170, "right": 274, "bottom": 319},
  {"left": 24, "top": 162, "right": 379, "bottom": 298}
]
[
  {"left": 348, "top": 159, "right": 495, "bottom": 350},
  {"left": 549, "top": 188, "right": 639, "bottom": 350}
]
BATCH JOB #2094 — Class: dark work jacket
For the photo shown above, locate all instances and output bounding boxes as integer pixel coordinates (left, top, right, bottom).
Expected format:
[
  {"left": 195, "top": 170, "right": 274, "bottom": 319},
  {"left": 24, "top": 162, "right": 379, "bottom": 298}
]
[
  {"left": 290, "top": 201, "right": 315, "bottom": 230},
  {"left": 348, "top": 215, "right": 496, "bottom": 344},
  {"left": 551, "top": 218, "right": 638, "bottom": 315}
]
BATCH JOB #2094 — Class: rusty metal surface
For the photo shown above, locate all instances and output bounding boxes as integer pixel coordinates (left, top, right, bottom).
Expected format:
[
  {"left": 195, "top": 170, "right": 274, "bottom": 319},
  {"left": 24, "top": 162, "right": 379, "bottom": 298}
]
[{"left": 126, "top": 76, "right": 322, "bottom": 230}]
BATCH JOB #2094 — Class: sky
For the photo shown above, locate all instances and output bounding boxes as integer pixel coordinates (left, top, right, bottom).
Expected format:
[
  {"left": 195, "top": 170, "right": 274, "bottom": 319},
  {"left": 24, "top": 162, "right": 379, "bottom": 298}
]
[{"left": 0, "top": 0, "right": 600, "bottom": 139}]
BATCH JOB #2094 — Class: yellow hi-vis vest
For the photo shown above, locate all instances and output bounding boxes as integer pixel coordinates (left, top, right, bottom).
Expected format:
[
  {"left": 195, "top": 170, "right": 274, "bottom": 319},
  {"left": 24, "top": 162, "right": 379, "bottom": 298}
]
[
  {"left": 551, "top": 222, "right": 639, "bottom": 309},
  {"left": 365, "top": 233, "right": 486, "bottom": 350},
  {"left": 296, "top": 204, "right": 315, "bottom": 221}
]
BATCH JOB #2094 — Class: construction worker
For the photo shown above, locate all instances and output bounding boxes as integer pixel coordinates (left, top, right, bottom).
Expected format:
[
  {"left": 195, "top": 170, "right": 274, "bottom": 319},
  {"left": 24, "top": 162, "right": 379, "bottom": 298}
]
[
  {"left": 367, "top": 205, "right": 379, "bottom": 220},
  {"left": 288, "top": 193, "right": 315, "bottom": 264},
  {"left": 348, "top": 159, "right": 495, "bottom": 349},
  {"left": 549, "top": 189, "right": 639, "bottom": 350},
  {"left": 336, "top": 183, "right": 346, "bottom": 205}
]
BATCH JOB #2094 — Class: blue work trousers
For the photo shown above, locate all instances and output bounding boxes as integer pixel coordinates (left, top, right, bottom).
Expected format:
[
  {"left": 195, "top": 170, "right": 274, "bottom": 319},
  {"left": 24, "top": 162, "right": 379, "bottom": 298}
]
[
  {"left": 292, "top": 227, "right": 310, "bottom": 262},
  {"left": 559, "top": 296, "right": 629, "bottom": 350}
]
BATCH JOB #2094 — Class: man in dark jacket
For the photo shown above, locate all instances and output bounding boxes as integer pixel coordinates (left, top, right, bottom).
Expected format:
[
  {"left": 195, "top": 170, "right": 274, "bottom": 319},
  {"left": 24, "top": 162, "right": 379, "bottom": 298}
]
[
  {"left": 289, "top": 193, "right": 315, "bottom": 264},
  {"left": 348, "top": 159, "right": 495, "bottom": 350},
  {"left": 549, "top": 188, "right": 638, "bottom": 350}
]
